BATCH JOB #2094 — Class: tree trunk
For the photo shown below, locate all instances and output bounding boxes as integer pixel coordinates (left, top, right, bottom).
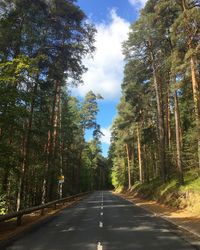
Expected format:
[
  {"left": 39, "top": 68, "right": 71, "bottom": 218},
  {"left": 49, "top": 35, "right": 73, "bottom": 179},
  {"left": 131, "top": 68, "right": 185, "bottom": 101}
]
[
  {"left": 131, "top": 143, "right": 135, "bottom": 185},
  {"left": 148, "top": 40, "right": 166, "bottom": 182},
  {"left": 166, "top": 84, "right": 171, "bottom": 149},
  {"left": 190, "top": 55, "right": 200, "bottom": 169},
  {"left": 42, "top": 80, "right": 61, "bottom": 203},
  {"left": 16, "top": 83, "right": 38, "bottom": 210},
  {"left": 137, "top": 125, "right": 143, "bottom": 182},
  {"left": 181, "top": 0, "right": 200, "bottom": 170},
  {"left": 125, "top": 143, "right": 131, "bottom": 189},
  {"left": 143, "top": 144, "right": 149, "bottom": 183},
  {"left": 50, "top": 81, "right": 61, "bottom": 200},
  {"left": 174, "top": 90, "right": 184, "bottom": 185}
]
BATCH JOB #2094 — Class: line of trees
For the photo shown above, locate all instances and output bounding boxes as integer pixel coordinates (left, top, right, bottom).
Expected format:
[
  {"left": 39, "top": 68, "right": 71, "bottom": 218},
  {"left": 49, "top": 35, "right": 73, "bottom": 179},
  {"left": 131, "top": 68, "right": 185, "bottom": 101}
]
[
  {"left": 109, "top": 0, "right": 200, "bottom": 190},
  {"left": 0, "top": 0, "right": 109, "bottom": 213}
]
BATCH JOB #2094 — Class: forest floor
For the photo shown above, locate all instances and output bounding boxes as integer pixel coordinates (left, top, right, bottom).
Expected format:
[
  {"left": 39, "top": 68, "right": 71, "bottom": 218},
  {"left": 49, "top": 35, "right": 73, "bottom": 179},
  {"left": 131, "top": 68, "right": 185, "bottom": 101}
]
[
  {"left": 116, "top": 191, "right": 200, "bottom": 239},
  {"left": 0, "top": 197, "right": 84, "bottom": 243}
]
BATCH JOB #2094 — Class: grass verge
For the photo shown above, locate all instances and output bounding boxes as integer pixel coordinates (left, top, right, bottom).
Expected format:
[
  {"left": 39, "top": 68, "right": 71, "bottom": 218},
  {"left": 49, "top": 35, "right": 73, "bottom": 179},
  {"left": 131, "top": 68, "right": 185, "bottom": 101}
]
[{"left": 130, "top": 170, "right": 200, "bottom": 215}]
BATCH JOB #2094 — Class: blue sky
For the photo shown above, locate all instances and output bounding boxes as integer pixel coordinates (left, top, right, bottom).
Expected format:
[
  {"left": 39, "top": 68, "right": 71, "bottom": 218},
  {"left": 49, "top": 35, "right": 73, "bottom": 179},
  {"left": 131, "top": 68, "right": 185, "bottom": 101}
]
[{"left": 71, "top": 0, "right": 147, "bottom": 156}]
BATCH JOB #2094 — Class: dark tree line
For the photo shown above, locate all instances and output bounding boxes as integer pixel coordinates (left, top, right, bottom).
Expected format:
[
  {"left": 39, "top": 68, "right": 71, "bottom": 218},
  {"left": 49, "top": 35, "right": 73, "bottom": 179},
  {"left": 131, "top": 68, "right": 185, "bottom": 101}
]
[{"left": 0, "top": 0, "right": 109, "bottom": 213}]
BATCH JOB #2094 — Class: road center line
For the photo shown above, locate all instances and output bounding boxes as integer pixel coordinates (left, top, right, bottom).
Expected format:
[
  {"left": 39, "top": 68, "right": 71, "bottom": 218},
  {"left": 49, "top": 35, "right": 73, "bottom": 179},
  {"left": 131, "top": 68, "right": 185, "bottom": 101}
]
[
  {"left": 101, "top": 212, "right": 103, "bottom": 216},
  {"left": 99, "top": 221, "right": 103, "bottom": 228},
  {"left": 97, "top": 242, "right": 103, "bottom": 250}
]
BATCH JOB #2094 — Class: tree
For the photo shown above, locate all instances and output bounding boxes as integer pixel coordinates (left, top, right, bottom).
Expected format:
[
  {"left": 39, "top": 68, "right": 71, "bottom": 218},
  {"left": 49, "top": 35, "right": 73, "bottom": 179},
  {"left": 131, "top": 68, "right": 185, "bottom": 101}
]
[
  {"left": 110, "top": 0, "right": 200, "bottom": 190},
  {"left": 0, "top": 0, "right": 96, "bottom": 211}
]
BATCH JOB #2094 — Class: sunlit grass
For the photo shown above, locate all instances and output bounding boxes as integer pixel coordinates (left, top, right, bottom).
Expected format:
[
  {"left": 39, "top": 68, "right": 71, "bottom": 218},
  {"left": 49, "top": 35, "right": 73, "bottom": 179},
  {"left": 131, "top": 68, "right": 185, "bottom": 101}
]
[
  {"left": 131, "top": 169, "right": 200, "bottom": 210},
  {"left": 180, "top": 170, "right": 200, "bottom": 192}
]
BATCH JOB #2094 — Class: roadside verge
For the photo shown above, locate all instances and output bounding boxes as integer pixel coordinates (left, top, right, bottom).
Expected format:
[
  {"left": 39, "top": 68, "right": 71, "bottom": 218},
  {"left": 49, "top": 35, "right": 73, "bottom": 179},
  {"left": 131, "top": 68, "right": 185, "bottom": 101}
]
[{"left": 115, "top": 192, "right": 200, "bottom": 248}]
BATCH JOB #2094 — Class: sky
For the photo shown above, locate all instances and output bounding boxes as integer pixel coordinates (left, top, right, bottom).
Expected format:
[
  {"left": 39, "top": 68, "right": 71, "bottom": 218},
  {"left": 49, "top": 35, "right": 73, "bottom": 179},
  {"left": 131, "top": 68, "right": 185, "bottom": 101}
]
[{"left": 71, "top": 0, "right": 147, "bottom": 157}]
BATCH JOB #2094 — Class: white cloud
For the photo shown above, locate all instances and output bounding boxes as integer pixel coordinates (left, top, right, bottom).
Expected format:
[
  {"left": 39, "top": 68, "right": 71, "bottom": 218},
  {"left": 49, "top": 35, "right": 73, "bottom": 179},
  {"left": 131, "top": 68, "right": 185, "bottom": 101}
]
[
  {"left": 101, "top": 127, "right": 111, "bottom": 145},
  {"left": 71, "top": 9, "right": 130, "bottom": 100},
  {"left": 128, "top": 0, "right": 147, "bottom": 8}
]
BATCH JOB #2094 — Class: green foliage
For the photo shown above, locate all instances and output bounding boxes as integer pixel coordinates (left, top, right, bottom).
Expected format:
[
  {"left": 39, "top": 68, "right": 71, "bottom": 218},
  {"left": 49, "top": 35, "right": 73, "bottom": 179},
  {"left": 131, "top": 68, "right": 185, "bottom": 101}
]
[
  {"left": 180, "top": 170, "right": 200, "bottom": 192},
  {"left": 0, "top": 0, "right": 99, "bottom": 212},
  {"left": 109, "top": 0, "right": 200, "bottom": 192}
]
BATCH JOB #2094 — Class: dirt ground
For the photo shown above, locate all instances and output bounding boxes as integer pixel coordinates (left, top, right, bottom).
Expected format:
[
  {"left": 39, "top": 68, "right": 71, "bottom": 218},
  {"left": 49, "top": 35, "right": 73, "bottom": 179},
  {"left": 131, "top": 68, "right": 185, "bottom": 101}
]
[{"left": 116, "top": 192, "right": 200, "bottom": 238}]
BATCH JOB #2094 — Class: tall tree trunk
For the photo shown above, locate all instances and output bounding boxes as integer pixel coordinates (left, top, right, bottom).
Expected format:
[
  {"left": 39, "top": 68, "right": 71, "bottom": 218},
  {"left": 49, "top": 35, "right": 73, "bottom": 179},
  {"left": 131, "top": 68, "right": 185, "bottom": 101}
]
[
  {"left": 143, "top": 144, "right": 149, "bottom": 183},
  {"left": 148, "top": 40, "right": 166, "bottom": 182},
  {"left": 18, "top": 83, "right": 38, "bottom": 210},
  {"left": 131, "top": 143, "right": 135, "bottom": 185},
  {"left": 42, "top": 81, "right": 61, "bottom": 203},
  {"left": 125, "top": 143, "right": 131, "bottom": 189},
  {"left": 49, "top": 81, "right": 61, "bottom": 200},
  {"left": 165, "top": 78, "right": 171, "bottom": 179},
  {"left": 42, "top": 130, "right": 51, "bottom": 204},
  {"left": 16, "top": 83, "right": 38, "bottom": 211},
  {"left": 166, "top": 83, "right": 171, "bottom": 149},
  {"left": 190, "top": 55, "right": 200, "bottom": 169},
  {"left": 181, "top": 0, "right": 200, "bottom": 170},
  {"left": 137, "top": 125, "right": 143, "bottom": 182},
  {"left": 174, "top": 89, "right": 184, "bottom": 184},
  {"left": 16, "top": 122, "right": 26, "bottom": 211}
]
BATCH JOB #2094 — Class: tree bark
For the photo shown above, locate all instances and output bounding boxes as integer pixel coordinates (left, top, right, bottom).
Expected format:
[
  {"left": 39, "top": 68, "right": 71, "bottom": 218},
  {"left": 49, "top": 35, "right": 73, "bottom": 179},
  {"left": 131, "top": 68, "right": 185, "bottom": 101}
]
[
  {"left": 17, "top": 82, "right": 38, "bottom": 211},
  {"left": 131, "top": 143, "right": 135, "bottom": 185},
  {"left": 125, "top": 143, "right": 131, "bottom": 189},
  {"left": 148, "top": 40, "right": 166, "bottom": 182},
  {"left": 181, "top": 0, "right": 200, "bottom": 170},
  {"left": 174, "top": 90, "right": 184, "bottom": 185},
  {"left": 137, "top": 125, "right": 143, "bottom": 182},
  {"left": 42, "top": 80, "right": 61, "bottom": 203},
  {"left": 190, "top": 55, "right": 200, "bottom": 169}
]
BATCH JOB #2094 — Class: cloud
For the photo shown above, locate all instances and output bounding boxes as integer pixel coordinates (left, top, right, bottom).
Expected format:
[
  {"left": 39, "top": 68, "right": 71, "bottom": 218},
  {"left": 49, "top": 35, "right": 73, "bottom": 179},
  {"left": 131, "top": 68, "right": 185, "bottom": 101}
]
[
  {"left": 101, "top": 127, "right": 111, "bottom": 145},
  {"left": 128, "top": 0, "right": 147, "bottom": 8},
  {"left": 71, "top": 9, "right": 130, "bottom": 100}
]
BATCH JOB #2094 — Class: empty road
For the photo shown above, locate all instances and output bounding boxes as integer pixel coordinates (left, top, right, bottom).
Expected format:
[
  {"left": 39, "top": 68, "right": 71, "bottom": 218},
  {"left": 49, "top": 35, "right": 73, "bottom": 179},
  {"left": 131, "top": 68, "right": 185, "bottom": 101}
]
[{"left": 3, "top": 191, "right": 198, "bottom": 250}]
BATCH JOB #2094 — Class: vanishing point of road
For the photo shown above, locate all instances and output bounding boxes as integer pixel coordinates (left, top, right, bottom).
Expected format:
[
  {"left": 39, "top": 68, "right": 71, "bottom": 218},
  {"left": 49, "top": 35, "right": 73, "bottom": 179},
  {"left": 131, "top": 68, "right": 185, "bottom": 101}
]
[{"left": 3, "top": 191, "right": 199, "bottom": 250}]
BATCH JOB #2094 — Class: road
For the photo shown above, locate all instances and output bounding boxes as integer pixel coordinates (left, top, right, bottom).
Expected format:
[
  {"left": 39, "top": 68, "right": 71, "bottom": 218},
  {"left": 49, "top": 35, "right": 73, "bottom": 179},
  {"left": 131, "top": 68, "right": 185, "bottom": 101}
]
[{"left": 4, "top": 191, "right": 198, "bottom": 250}]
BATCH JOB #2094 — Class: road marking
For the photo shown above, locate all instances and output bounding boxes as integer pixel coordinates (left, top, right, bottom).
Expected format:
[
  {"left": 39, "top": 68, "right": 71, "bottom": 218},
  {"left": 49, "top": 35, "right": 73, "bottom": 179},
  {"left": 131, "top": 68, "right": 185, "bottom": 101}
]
[
  {"left": 97, "top": 242, "right": 103, "bottom": 250},
  {"left": 101, "top": 206, "right": 103, "bottom": 209},
  {"left": 99, "top": 221, "right": 103, "bottom": 228},
  {"left": 101, "top": 212, "right": 103, "bottom": 216}
]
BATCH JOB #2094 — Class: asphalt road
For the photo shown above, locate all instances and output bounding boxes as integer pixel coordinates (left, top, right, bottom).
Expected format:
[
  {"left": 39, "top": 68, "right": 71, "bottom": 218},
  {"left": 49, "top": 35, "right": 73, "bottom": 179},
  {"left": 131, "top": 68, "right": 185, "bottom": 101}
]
[{"left": 3, "top": 191, "right": 199, "bottom": 250}]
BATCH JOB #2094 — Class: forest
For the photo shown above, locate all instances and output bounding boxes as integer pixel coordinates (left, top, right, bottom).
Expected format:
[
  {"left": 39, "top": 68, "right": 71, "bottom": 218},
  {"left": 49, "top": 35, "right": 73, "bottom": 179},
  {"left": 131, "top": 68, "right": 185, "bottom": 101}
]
[
  {"left": 0, "top": 0, "right": 110, "bottom": 214},
  {"left": 109, "top": 0, "right": 200, "bottom": 205},
  {"left": 1, "top": 0, "right": 200, "bottom": 215}
]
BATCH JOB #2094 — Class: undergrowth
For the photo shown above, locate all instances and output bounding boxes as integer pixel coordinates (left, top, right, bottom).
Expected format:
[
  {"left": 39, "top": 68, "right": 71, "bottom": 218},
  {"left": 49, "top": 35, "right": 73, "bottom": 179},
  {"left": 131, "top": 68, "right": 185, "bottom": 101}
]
[{"left": 130, "top": 169, "right": 200, "bottom": 212}]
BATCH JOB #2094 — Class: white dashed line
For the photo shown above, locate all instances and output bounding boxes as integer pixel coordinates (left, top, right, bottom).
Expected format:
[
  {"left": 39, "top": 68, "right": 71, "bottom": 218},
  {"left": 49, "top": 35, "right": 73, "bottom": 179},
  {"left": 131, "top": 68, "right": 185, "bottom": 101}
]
[
  {"left": 97, "top": 242, "right": 103, "bottom": 250},
  {"left": 99, "top": 221, "right": 103, "bottom": 228},
  {"left": 101, "top": 206, "right": 103, "bottom": 209},
  {"left": 101, "top": 212, "right": 103, "bottom": 216}
]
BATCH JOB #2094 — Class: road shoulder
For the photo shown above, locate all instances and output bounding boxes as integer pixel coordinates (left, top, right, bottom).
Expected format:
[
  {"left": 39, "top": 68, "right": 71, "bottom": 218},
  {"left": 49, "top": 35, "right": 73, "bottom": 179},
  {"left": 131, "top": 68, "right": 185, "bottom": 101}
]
[{"left": 115, "top": 191, "right": 200, "bottom": 246}]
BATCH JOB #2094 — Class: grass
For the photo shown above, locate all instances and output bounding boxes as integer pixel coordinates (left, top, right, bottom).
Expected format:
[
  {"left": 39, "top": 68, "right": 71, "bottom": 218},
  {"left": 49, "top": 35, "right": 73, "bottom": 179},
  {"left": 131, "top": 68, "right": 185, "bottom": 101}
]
[
  {"left": 131, "top": 170, "right": 200, "bottom": 211},
  {"left": 180, "top": 170, "right": 200, "bottom": 192}
]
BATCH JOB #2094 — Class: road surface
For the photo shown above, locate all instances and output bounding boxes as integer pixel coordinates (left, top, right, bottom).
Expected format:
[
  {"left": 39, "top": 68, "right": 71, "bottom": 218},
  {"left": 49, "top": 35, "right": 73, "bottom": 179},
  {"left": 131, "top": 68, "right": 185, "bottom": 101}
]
[{"left": 3, "top": 191, "right": 198, "bottom": 250}]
